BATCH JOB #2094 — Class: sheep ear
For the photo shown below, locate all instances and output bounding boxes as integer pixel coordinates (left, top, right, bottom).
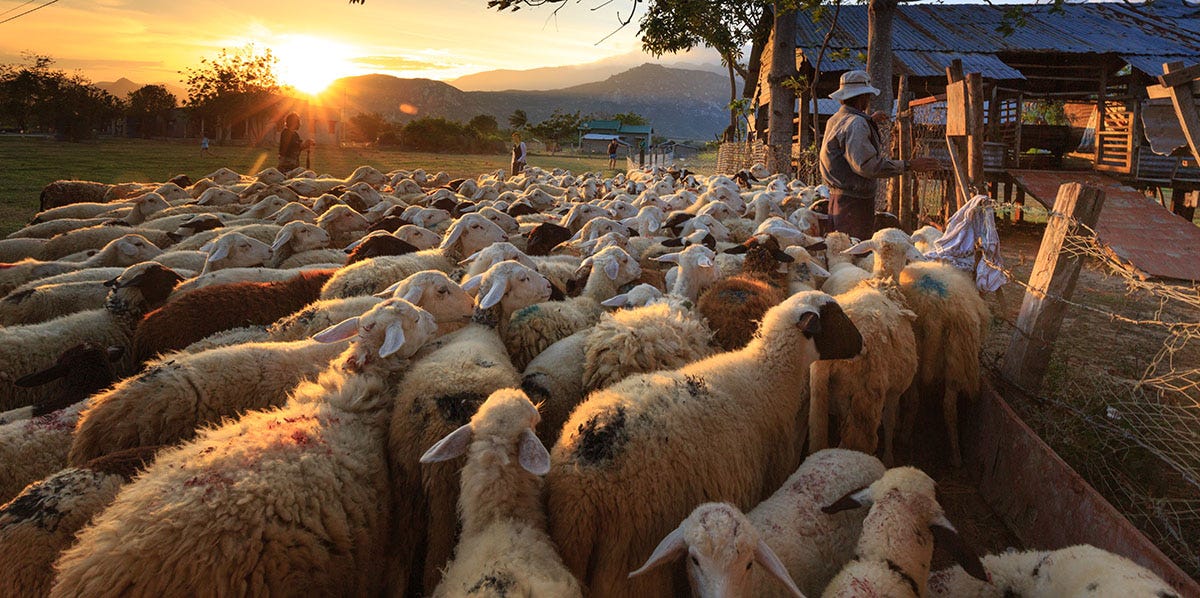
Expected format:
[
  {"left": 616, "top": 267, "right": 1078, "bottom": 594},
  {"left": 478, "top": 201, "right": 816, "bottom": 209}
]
[
  {"left": 199, "top": 241, "right": 214, "bottom": 253},
  {"left": 459, "top": 249, "right": 483, "bottom": 266},
  {"left": 603, "top": 258, "right": 620, "bottom": 281},
  {"left": 420, "top": 424, "right": 473, "bottom": 463},
  {"left": 478, "top": 277, "right": 508, "bottom": 310},
  {"left": 207, "top": 242, "right": 231, "bottom": 263},
  {"left": 697, "top": 255, "right": 714, "bottom": 269},
  {"left": 844, "top": 240, "right": 877, "bottom": 256},
  {"left": 808, "top": 261, "right": 832, "bottom": 278},
  {"left": 931, "top": 516, "right": 989, "bottom": 582},
  {"left": 601, "top": 293, "right": 628, "bottom": 307},
  {"left": 14, "top": 362, "right": 70, "bottom": 387},
  {"left": 117, "top": 240, "right": 139, "bottom": 256},
  {"left": 628, "top": 524, "right": 687, "bottom": 578},
  {"left": 378, "top": 322, "right": 407, "bottom": 358},
  {"left": 755, "top": 539, "right": 806, "bottom": 597},
  {"left": 701, "top": 233, "right": 716, "bottom": 249},
  {"left": 772, "top": 248, "right": 796, "bottom": 263},
  {"left": 270, "top": 228, "right": 294, "bottom": 252},
  {"left": 461, "top": 274, "right": 482, "bottom": 293},
  {"left": 821, "top": 485, "right": 872, "bottom": 514},
  {"left": 399, "top": 285, "right": 424, "bottom": 304},
  {"left": 313, "top": 317, "right": 360, "bottom": 343},
  {"left": 661, "top": 237, "right": 684, "bottom": 247},
  {"left": 655, "top": 252, "right": 680, "bottom": 264},
  {"left": 724, "top": 244, "right": 748, "bottom": 254},
  {"left": 106, "top": 346, "right": 125, "bottom": 362},
  {"left": 647, "top": 216, "right": 661, "bottom": 232},
  {"left": 518, "top": 428, "right": 551, "bottom": 475},
  {"left": 906, "top": 245, "right": 926, "bottom": 261},
  {"left": 805, "top": 241, "right": 827, "bottom": 251},
  {"left": 439, "top": 219, "right": 465, "bottom": 250},
  {"left": 375, "top": 280, "right": 402, "bottom": 298},
  {"left": 574, "top": 257, "right": 594, "bottom": 280}
]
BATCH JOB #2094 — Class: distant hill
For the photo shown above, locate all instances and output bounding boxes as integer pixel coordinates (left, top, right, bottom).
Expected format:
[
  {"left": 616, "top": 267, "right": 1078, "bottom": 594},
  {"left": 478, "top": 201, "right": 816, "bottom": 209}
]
[
  {"left": 326, "top": 63, "right": 732, "bottom": 140},
  {"left": 94, "top": 78, "right": 188, "bottom": 103},
  {"left": 450, "top": 56, "right": 726, "bottom": 92}
]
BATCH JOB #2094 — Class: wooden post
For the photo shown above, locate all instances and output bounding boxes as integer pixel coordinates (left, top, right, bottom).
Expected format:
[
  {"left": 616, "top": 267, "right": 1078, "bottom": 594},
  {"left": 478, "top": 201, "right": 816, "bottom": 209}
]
[
  {"left": 893, "top": 75, "right": 915, "bottom": 227},
  {"left": 1161, "top": 61, "right": 1200, "bottom": 163},
  {"left": 967, "top": 72, "right": 986, "bottom": 192},
  {"left": 945, "top": 60, "right": 969, "bottom": 217},
  {"left": 1001, "top": 183, "right": 1107, "bottom": 393},
  {"left": 1094, "top": 67, "right": 1107, "bottom": 166}
]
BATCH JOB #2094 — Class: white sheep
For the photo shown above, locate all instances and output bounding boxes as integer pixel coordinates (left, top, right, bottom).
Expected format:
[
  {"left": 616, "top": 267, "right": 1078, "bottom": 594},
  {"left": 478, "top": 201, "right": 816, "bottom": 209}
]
[
  {"left": 0, "top": 234, "right": 163, "bottom": 296},
  {"left": 50, "top": 299, "right": 441, "bottom": 597},
  {"left": 321, "top": 213, "right": 508, "bottom": 299},
  {"left": 266, "top": 296, "right": 383, "bottom": 342},
  {"left": 928, "top": 544, "right": 1179, "bottom": 597},
  {"left": 910, "top": 225, "right": 943, "bottom": 255},
  {"left": 268, "top": 221, "right": 343, "bottom": 268},
  {"left": 386, "top": 259, "right": 551, "bottom": 595},
  {"left": 657, "top": 244, "right": 720, "bottom": 302},
  {"left": 547, "top": 292, "right": 865, "bottom": 597},
  {"left": 198, "top": 231, "right": 273, "bottom": 274},
  {"left": 820, "top": 466, "right": 987, "bottom": 597},
  {"left": 420, "top": 388, "right": 581, "bottom": 598},
  {"left": 820, "top": 232, "right": 871, "bottom": 296}
]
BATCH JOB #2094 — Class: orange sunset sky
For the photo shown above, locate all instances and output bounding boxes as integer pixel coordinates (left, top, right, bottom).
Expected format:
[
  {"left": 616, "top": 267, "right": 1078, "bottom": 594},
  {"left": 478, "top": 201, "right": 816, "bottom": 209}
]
[{"left": 0, "top": 0, "right": 717, "bottom": 94}]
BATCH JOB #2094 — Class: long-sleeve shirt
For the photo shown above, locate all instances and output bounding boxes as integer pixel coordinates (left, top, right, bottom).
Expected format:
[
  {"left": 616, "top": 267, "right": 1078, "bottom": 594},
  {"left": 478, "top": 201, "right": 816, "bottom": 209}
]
[
  {"left": 512, "top": 142, "right": 527, "bottom": 164},
  {"left": 820, "top": 105, "right": 906, "bottom": 199}
]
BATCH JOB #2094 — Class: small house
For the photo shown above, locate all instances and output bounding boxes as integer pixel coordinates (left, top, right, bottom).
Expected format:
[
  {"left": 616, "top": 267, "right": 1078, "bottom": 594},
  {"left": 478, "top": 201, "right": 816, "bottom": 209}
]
[{"left": 578, "top": 119, "right": 655, "bottom": 153}]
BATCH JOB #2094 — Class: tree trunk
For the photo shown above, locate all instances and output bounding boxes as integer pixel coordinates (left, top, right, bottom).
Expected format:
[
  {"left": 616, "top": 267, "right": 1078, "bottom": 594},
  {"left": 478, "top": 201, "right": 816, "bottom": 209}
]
[
  {"left": 867, "top": 0, "right": 897, "bottom": 114},
  {"left": 726, "top": 58, "right": 739, "bottom": 141},
  {"left": 742, "top": 5, "right": 775, "bottom": 100},
  {"left": 766, "top": 0, "right": 798, "bottom": 176}
]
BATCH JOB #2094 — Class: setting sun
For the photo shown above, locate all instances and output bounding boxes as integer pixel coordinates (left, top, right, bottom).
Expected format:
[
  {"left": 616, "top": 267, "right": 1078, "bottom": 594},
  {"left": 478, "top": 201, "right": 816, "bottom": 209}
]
[{"left": 274, "top": 36, "right": 358, "bottom": 95}]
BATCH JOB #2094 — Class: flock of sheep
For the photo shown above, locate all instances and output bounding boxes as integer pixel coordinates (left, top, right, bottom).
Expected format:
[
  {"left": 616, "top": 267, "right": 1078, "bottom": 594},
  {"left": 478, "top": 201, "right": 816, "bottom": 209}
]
[{"left": 0, "top": 163, "right": 1182, "bottom": 597}]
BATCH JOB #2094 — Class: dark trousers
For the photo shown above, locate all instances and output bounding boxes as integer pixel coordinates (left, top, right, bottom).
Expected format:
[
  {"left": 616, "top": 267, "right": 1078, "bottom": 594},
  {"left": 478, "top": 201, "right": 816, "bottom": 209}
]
[{"left": 829, "top": 190, "right": 874, "bottom": 241}]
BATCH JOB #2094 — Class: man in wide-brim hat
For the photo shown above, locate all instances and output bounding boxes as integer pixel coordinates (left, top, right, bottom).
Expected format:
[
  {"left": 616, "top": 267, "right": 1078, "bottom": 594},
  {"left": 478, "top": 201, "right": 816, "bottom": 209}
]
[{"left": 819, "top": 70, "right": 941, "bottom": 240}]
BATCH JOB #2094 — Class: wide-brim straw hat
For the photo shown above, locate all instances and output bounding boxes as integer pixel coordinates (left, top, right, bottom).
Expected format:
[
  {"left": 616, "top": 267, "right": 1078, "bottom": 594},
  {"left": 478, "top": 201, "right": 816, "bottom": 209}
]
[{"left": 829, "top": 70, "right": 881, "bottom": 101}]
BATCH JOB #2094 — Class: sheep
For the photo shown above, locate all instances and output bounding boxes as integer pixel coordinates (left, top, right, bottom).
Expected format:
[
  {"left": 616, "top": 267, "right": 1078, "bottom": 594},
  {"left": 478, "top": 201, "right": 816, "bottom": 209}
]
[
  {"left": 784, "top": 245, "right": 831, "bottom": 295},
  {"left": 50, "top": 299, "right": 440, "bottom": 598},
  {"left": 525, "top": 222, "right": 574, "bottom": 257},
  {"left": 387, "top": 260, "right": 552, "bottom": 595},
  {"left": 394, "top": 223, "right": 443, "bottom": 250},
  {"left": 419, "top": 388, "right": 581, "bottom": 598},
  {"left": 0, "top": 445, "right": 159, "bottom": 598},
  {"left": 656, "top": 244, "right": 721, "bottom": 302},
  {"left": 0, "top": 345, "right": 125, "bottom": 503},
  {"left": 808, "top": 283, "right": 918, "bottom": 465},
  {"left": 502, "top": 245, "right": 640, "bottom": 370},
  {"left": 582, "top": 295, "right": 715, "bottom": 392},
  {"left": 133, "top": 268, "right": 334, "bottom": 363},
  {"left": 0, "top": 280, "right": 114, "bottom": 326},
  {"left": 631, "top": 449, "right": 886, "bottom": 597},
  {"left": 267, "top": 221, "right": 343, "bottom": 268},
  {"left": 697, "top": 235, "right": 795, "bottom": 351},
  {"left": 927, "top": 544, "right": 1179, "bottom": 597},
  {"left": 170, "top": 265, "right": 329, "bottom": 296},
  {"left": 0, "top": 234, "right": 163, "bottom": 296},
  {"left": 546, "top": 291, "right": 864, "bottom": 597},
  {"left": 37, "top": 180, "right": 111, "bottom": 211},
  {"left": 820, "top": 232, "right": 871, "bottom": 296},
  {"left": 343, "top": 231, "right": 420, "bottom": 264},
  {"left": 520, "top": 330, "right": 591, "bottom": 446},
  {"left": 849, "top": 229, "right": 990, "bottom": 466},
  {"left": 316, "top": 204, "right": 371, "bottom": 248},
  {"left": 0, "top": 238, "right": 48, "bottom": 262},
  {"left": 321, "top": 213, "right": 508, "bottom": 299},
  {"left": 267, "top": 201, "right": 318, "bottom": 224},
  {"left": 910, "top": 224, "right": 943, "bottom": 255},
  {"left": 34, "top": 225, "right": 172, "bottom": 261},
  {"left": 169, "top": 223, "right": 281, "bottom": 252},
  {"left": 266, "top": 296, "right": 383, "bottom": 341},
  {"left": 820, "top": 467, "right": 987, "bottom": 597},
  {"left": 178, "top": 325, "right": 272, "bottom": 353},
  {"left": 0, "top": 263, "right": 183, "bottom": 411},
  {"left": 198, "top": 231, "right": 273, "bottom": 274}
]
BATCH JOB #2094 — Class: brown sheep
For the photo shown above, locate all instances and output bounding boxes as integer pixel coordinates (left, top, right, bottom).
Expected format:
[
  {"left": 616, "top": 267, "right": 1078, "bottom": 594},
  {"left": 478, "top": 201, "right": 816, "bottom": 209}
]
[{"left": 696, "top": 235, "right": 794, "bottom": 351}]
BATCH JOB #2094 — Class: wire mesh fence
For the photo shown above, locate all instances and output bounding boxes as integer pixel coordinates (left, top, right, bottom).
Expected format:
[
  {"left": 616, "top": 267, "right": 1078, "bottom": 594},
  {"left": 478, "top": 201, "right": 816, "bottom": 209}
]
[{"left": 975, "top": 203, "right": 1200, "bottom": 577}]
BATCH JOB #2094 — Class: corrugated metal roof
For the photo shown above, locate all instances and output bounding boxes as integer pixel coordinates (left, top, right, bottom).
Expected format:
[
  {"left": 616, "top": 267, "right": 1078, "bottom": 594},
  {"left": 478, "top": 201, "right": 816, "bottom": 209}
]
[{"left": 796, "top": 1, "right": 1200, "bottom": 75}]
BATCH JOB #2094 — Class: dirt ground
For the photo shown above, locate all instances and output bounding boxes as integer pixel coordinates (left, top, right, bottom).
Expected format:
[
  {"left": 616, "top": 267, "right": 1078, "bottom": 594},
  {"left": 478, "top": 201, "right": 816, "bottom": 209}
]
[{"left": 975, "top": 219, "right": 1200, "bottom": 578}]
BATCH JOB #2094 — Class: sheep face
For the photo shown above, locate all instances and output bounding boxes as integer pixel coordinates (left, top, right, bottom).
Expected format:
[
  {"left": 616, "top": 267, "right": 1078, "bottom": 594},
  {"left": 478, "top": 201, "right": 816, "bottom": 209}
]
[
  {"left": 477, "top": 207, "right": 519, "bottom": 234},
  {"left": 630, "top": 503, "right": 803, "bottom": 598},
  {"left": 845, "top": 228, "right": 924, "bottom": 282},
  {"left": 393, "top": 225, "right": 441, "bottom": 251},
  {"left": 269, "top": 203, "right": 318, "bottom": 225},
  {"left": 204, "top": 232, "right": 272, "bottom": 271},
  {"left": 411, "top": 208, "right": 451, "bottom": 229},
  {"left": 467, "top": 261, "right": 552, "bottom": 315},
  {"left": 580, "top": 246, "right": 640, "bottom": 288},
  {"left": 195, "top": 187, "right": 239, "bottom": 206},
  {"left": 574, "top": 217, "right": 630, "bottom": 244},
  {"left": 130, "top": 192, "right": 170, "bottom": 220},
  {"left": 245, "top": 195, "right": 290, "bottom": 219},
  {"left": 101, "top": 234, "right": 163, "bottom": 266},
  {"left": 460, "top": 242, "right": 537, "bottom": 274},
  {"left": 383, "top": 271, "right": 474, "bottom": 330},
  {"left": 440, "top": 214, "right": 509, "bottom": 259},
  {"left": 272, "top": 222, "right": 330, "bottom": 254},
  {"left": 561, "top": 204, "right": 608, "bottom": 232},
  {"left": 317, "top": 205, "right": 370, "bottom": 236},
  {"left": 103, "top": 262, "right": 184, "bottom": 316},
  {"left": 600, "top": 283, "right": 664, "bottom": 309},
  {"left": 311, "top": 194, "right": 343, "bottom": 214},
  {"left": 154, "top": 183, "right": 190, "bottom": 203},
  {"left": 760, "top": 291, "right": 863, "bottom": 362}
]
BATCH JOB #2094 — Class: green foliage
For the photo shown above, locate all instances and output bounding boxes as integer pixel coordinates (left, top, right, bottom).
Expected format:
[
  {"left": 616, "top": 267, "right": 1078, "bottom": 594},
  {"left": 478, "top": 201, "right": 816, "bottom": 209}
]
[
  {"left": 181, "top": 44, "right": 281, "bottom": 139},
  {"left": 126, "top": 85, "right": 177, "bottom": 137},
  {"left": 398, "top": 117, "right": 505, "bottom": 153},
  {"left": 528, "top": 109, "right": 583, "bottom": 145},
  {"left": 508, "top": 109, "right": 528, "bottom": 130},
  {"left": 610, "top": 112, "right": 649, "bottom": 126},
  {"left": 0, "top": 53, "right": 123, "bottom": 141},
  {"left": 468, "top": 113, "right": 500, "bottom": 135},
  {"left": 1022, "top": 99, "right": 1069, "bottom": 126},
  {"left": 348, "top": 112, "right": 392, "bottom": 143}
]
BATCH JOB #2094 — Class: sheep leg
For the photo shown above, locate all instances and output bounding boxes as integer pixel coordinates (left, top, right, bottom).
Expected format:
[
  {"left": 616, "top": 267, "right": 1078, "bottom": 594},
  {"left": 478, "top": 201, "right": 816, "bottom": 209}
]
[
  {"left": 896, "top": 385, "right": 920, "bottom": 461},
  {"left": 807, "top": 364, "right": 830, "bottom": 454},
  {"left": 944, "top": 383, "right": 962, "bottom": 468}
]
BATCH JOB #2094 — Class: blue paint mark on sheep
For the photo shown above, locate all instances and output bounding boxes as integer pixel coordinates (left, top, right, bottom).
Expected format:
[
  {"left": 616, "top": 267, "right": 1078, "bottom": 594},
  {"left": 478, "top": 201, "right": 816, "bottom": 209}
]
[
  {"left": 915, "top": 274, "right": 948, "bottom": 298},
  {"left": 575, "top": 406, "right": 628, "bottom": 465},
  {"left": 511, "top": 305, "right": 541, "bottom": 323},
  {"left": 467, "top": 572, "right": 515, "bottom": 595}
]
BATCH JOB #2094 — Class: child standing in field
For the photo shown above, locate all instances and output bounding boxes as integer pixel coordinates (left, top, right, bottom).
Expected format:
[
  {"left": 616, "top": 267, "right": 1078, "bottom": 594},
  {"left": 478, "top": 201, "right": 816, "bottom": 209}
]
[
  {"left": 200, "top": 135, "right": 211, "bottom": 157},
  {"left": 607, "top": 138, "right": 619, "bottom": 169}
]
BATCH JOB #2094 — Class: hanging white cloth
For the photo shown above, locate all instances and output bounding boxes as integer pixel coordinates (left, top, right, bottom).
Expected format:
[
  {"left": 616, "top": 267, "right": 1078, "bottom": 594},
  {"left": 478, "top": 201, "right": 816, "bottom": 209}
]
[{"left": 924, "top": 194, "right": 1008, "bottom": 292}]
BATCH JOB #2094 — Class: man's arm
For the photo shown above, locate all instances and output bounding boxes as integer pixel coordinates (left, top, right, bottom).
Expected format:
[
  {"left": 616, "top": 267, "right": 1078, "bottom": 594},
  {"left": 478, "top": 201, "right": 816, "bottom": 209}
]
[{"left": 843, "top": 119, "right": 905, "bottom": 179}]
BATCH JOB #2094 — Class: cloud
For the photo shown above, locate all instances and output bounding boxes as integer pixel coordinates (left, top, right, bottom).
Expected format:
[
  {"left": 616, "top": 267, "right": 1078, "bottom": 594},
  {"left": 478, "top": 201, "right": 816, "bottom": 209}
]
[{"left": 351, "top": 55, "right": 458, "bottom": 72}]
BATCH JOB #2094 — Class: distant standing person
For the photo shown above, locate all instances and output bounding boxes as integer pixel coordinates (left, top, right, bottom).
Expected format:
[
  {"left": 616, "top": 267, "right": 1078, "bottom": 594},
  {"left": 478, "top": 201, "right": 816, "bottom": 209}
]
[
  {"left": 278, "top": 112, "right": 315, "bottom": 173},
  {"left": 607, "top": 138, "right": 619, "bottom": 169},
  {"left": 511, "top": 132, "right": 527, "bottom": 176},
  {"left": 820, "top": 70, "right": 940, "bottom": 240},
  {"left": 200, "top": 135, "right": 211, "bottom": 157}
]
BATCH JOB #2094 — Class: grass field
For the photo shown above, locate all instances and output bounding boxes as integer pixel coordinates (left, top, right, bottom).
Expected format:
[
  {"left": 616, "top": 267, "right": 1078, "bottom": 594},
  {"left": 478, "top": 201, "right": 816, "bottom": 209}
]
[{"left": 0, "top": 136, "right": 716, "bottom": 236}]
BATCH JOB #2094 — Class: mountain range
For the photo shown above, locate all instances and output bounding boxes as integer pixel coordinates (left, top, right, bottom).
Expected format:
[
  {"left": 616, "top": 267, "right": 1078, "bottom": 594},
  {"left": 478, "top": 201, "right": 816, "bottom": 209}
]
[
  {"left": 327, "top": 63, "right": 734, "bottom": 140},
  {"left": 94, "top": 78, "right": 188, "bottom": 103}
]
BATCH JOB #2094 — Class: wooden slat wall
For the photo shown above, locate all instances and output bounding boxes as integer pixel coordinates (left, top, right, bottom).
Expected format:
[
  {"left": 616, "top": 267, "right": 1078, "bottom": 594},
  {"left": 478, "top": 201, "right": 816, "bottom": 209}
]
[{"left": 1096, "top": 100, "right": 1134, "bottom": 173}]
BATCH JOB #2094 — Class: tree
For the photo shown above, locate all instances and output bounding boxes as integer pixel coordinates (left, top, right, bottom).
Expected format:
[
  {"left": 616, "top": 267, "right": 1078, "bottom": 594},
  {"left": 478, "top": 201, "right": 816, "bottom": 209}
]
[
  {"left": 0, "top": 54, "right": 122, "bottom": 140},
  {"left": 610, "top": 112, "right": 649, "bottom": 126},
  {"left": 468, "top": 114, "right": 499, "bottom": 135},
  {"left": 181, "top": 44, "right": 282, "bottom": 142},
  {"left": 765, "top": 0, "right": 799, "bottom": 175},
  {"left": 127, "top": 85, "right": 177, "bottom": 137},
  {"left": 348, "top": 112, "right": 390, "bottom": 143},
  {"left": 507, "top": 109, "right": 528, "bottom": 130},
  {"left": 529, "top": 109, "right": 582, "bottom": 146},
  {"left": 867, "top": 0, "right": 897, "bottom": 114}
]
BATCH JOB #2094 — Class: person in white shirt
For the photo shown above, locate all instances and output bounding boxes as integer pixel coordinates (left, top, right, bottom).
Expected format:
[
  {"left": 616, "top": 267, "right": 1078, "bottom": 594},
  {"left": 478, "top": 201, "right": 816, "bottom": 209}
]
[{"left": 511, "top": 132, "right": 528, "bottom": 176}]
